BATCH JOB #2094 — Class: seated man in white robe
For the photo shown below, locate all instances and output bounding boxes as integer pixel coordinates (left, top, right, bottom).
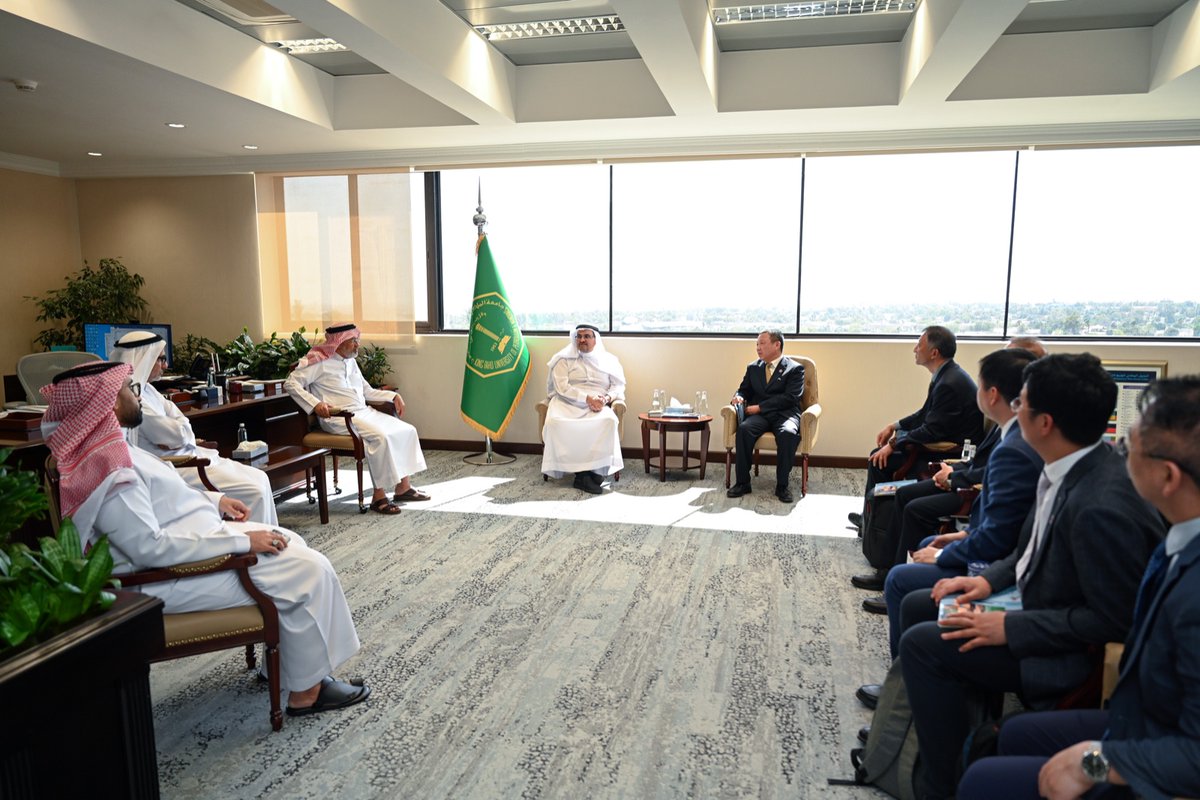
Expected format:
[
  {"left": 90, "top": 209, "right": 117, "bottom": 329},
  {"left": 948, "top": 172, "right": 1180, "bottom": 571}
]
[
  {"left": 284, "top": 323, "right": 428, "bottom": 515},
  {"left": 110, "top": 330, "right": 278, "bottom": 525},
  {"left": 541, "top": 324, "right": 626, "bottom": 494},
  {"left": 41, "top": 361, "right": 369, "bottom": 716}
]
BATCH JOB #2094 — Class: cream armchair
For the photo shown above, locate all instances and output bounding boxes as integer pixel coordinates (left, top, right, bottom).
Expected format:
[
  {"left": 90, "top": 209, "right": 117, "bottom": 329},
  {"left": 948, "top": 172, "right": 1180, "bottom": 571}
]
[
  {"left": 721, "top": 355, "right": 822, "bottom": 497},
  {"left": 536, "top": 398, "right": 627, "bottom": 481}
]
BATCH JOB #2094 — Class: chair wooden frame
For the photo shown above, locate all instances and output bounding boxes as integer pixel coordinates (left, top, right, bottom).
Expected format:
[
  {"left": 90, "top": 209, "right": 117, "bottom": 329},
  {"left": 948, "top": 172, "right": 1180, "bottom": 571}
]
[
  {"left": 535, "top": 399, "right": 627, "bottom": 481},
  {"left": 44, "top": 456, "right": 285, "bottom": 732},
  {"left": 298, "top": 402, "right": 396, "bottom": 513}
]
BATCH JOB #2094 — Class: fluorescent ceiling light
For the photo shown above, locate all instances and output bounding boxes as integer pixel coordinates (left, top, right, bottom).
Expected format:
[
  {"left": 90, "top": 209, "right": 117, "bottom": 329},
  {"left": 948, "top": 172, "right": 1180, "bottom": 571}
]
[
  {"left": 166, "top": 122, "right": 186, "bottom": 128},
  {"left": 712, "top": 1, "right": 916, "bottom": 24},
  {"left": 271, "top": 37, "right": 347, "bottom": 54},
  {"left": 475, "top": 17, "right": 624, "bottom": 41}
]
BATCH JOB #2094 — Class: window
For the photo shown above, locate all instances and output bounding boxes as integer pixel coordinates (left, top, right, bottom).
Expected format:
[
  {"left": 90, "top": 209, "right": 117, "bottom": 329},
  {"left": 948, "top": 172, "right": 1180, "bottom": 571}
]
[
  {"left": 266, "top": 172, "right": 425, "bottom": 340},
  {"left": 800, "top": 150, "right": 1016, "bottom": 335},
  {"left": 1009, "top": 146, "right": 1200, "bottom": 337},
  {"left": 439, "top": 164, "right": 610, "bottom": 330},
  {"left": 611, "top": 158, "right": 803, "bottom": 333}
]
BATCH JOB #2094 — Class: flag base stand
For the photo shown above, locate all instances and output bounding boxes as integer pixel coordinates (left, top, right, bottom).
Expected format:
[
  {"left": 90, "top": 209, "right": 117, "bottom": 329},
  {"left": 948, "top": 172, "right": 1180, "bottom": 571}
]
[{"left": 463, "top": 436, "right": 516, "bottom": 466}]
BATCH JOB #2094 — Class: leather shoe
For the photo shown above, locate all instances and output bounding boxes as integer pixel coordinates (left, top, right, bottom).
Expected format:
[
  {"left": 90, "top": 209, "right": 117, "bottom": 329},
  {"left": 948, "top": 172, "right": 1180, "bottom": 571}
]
[
  {"left": 858, "top": 725, "right": 871, "bottom": 744},
  {"left": 775, "top": 485, "right": 794, "bottom": 503},
  {"left": 848, "top": 511, "right": 864, "bottom": 529},
  {"left": 850, "top": 568, "right": 887, "bottom": 591},
  {"left": 727, "top": 483, "right": 751, "bottom": 498},
  {"left": 862, "top": 595, "right": 887, "bottom": 614},
  {"left": 573, "top": 472, "right": 603, "bottom": 495},
  {"left": 856, "top": 684, "right": 880, "bottom": 710}
]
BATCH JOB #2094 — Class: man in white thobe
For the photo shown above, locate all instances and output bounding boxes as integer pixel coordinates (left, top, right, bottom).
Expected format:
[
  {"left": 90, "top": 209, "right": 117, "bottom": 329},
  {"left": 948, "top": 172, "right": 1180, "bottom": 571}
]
[
  {"left": 542, "top": 324, "right": 626, "bottom": 494},
  {"left": 41, "top": 361, "right": 369, "bottom": 715},
  {"left": 110, "top": 330, "right": 278, "bottom": 525},
  {"left": 284, "top": 323, "right": 428, "bottom": 515}
]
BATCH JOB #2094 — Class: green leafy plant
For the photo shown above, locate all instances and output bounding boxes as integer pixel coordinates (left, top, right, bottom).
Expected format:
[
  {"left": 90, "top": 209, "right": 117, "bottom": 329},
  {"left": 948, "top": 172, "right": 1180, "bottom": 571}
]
[
  {"left": 356, "top": 343, "right": 392, "bottom": 387},
  {"left": 173, "top": 333, "right": 225, "bottom": 373},
  {"left": 25, "top": 258, "right": 150, "bottom": 351},
  {"left": 225, "top": 328, "right": 313, "bottom": 380},
  {"left": 0, "top": 449, "right": 117, "bottom": 658}
]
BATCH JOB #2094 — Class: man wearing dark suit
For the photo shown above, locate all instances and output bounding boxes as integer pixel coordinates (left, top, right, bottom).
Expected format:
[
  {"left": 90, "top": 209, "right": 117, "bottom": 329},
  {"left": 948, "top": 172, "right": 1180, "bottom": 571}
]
[
  {"left": 848, "top": 325, "right": 987, "bottom": 590},
  {"left": 958, "top": 375, "right": 1200, "bottom": 800},
  {"left": 898, "top": 353, "right": 1165, "bottom": 800},
  {"left": 848, "top": 325, "right": 986, "bottom": 533},
  {"left": 726, "top": 329, "right": 805, "bottom": 503}
]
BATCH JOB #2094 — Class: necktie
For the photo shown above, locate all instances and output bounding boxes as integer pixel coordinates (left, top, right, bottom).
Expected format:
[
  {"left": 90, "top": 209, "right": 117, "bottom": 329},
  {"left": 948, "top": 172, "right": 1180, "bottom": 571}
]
[
  {"left": 765, "top": 362, "right": 774, "bottom": 384},
  {"left": 1016, "top": 471, "right": 1053, "bottom": 591},
  {"left": 1131, "top": 541, "right": 1169, "bottom": 630}
]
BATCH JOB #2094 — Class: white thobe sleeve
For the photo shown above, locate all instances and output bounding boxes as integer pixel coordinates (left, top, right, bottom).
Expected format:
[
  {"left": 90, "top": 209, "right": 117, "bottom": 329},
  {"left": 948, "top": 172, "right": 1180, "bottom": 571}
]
[
  {"left": 607, "top": 364, "right": 626, "bottom": 403},
  {"left": 551, "top": 360, "right": 590, "bottom": 407},
  {"left": 96, "top": 484, "right": 251, "bottom": 570},
  {"left": 284, "top": 362, "right": 322, "bottom": 413},
  {"left": 139, "top": 388, "right": 197, "bottom": 450}
]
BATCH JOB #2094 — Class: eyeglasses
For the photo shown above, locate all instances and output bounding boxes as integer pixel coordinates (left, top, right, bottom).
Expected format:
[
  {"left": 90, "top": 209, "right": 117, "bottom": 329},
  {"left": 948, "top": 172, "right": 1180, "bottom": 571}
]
[
  {"left": 1117, "top": 436, "right": 1200, "bottom": 484},
  {"left": 1009, "top": 396, "right": 1023, "bottom": 412},
  {"left": 156, "top": 355, "right": 169, "bottom": 363},
  {"left": 129, "top": 382, "right": 141, "bottom": 398},
  {"left": 575, "top": 332, "right": 595, "bottom": 340}
]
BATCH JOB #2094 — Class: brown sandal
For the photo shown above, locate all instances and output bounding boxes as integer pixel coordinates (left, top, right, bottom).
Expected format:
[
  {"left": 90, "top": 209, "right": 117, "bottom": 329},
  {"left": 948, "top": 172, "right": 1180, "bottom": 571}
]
[
  {"left": 370, "top": 498, "right": 402, "bottom": 515},
  {"left": 393, "top": 488, "right": 431, "bottom": 502}
]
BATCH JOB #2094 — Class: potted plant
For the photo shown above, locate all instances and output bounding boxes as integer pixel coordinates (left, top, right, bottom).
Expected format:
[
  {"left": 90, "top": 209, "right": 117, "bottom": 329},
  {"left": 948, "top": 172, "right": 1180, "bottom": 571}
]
[{"left": 25, "top": 257, "right": 151, "bottom": 351}]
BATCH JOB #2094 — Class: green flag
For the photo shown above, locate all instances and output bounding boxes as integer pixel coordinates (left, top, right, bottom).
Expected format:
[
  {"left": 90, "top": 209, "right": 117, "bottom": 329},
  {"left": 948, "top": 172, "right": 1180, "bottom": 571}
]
[{"left": 460, "top": 235, "right": 530, "bottom": 439}]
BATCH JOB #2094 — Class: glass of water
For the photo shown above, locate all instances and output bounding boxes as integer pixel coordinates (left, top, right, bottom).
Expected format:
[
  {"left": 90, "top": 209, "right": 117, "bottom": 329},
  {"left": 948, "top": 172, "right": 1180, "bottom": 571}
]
[{"left": 650, "top": 389, "right": 663, "bottom": 413}]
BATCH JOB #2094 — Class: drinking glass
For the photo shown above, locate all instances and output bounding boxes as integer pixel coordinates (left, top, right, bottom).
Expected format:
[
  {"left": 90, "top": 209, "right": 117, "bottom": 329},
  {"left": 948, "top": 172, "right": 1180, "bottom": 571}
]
[
  {"left": 650, "top": 389, "right": 662, "bottom": 413},
  {"left": 699, "top": 390, "right": 709, "bottom": 415}
]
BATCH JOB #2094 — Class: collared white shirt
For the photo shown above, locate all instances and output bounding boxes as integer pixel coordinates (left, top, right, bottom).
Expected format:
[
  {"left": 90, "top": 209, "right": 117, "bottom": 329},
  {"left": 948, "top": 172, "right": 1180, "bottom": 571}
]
[{"left": 1015, "top": 440, "right": 1103, "bottom": 586}]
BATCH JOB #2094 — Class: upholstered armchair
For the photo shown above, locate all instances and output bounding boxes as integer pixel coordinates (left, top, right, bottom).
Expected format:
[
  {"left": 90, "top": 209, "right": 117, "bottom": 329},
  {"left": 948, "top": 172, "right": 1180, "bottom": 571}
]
[
  {"left": 721, "top": 355, "right": 822, "bottom": 497},
  {"left": 299, "top": 402, "right": 396, "bottom": 513}
]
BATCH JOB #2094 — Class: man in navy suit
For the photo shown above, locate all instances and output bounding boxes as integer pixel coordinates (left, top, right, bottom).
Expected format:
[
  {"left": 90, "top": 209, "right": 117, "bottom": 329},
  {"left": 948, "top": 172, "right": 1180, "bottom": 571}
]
[
  {"left": 958, "top": 375, "right": 1200, "bottom": 800},
  {"left": 898, "top": 353, "right": 1165, "bottom": 800},
  {"left": 874, "top": 348, "right": 1043, "bottom": 657},
  {"left": 726, "top": 329, "right": 806, "bottom": 503}
]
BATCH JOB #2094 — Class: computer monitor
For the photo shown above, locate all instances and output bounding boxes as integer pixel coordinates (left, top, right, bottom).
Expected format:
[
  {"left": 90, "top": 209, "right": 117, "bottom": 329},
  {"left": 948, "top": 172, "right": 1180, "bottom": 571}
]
[{"left": 83, "top": 322, "right": 174, "bottom": 368}]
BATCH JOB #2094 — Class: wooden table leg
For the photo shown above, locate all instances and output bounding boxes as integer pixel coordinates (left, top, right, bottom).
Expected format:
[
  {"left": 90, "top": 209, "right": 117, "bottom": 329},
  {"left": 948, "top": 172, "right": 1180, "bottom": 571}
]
[
  {"left": 641, "top": 418, "right": 651, "bottom": 474},
  {"left": 699, "top": 422, "right": 711, "bottom": 480},
  {"left": 657, "top": 424, "right": 667, "bottom": 482},
  {"left": 315, "top": 452, "right": 329, "bottom": 524},
  {"left": 682, "top": 430, "right": 690, "bottom": 471}
]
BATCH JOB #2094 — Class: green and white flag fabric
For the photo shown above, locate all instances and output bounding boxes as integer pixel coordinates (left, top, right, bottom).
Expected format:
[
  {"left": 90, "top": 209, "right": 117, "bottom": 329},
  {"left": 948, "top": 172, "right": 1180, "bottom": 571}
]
[{"left": 460, "top": 235, "right": 530, "bottom": 439}]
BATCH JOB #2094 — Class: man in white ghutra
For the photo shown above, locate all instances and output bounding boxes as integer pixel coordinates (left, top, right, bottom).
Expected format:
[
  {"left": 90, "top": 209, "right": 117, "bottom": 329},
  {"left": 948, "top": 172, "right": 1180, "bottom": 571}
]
[{"left": 541, "top": 324, "right": 626, "bottom": 494}]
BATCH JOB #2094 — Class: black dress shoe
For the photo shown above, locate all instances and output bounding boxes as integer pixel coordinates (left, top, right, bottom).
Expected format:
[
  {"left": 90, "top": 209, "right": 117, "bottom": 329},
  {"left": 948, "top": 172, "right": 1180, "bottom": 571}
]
[
  {"left": 775, "top": 485, "right": 794, "bottom": 503},
  {"left": 862, "top": 595, "right": 887, "bottom": 614},
  {"left": 573, "top": 472, "right": 603, "bottom": 495},
  {"left": 727, "top": 483, "right": 752, "bottom": 498},
  {"left": 856, "top": 683, "right": 881, "bottom": 710},
  {"left": 858, "top": 725, "right": 871, "bottom": 744},
  {"left": 848, "top": 511, "right": 864, "bottom": 529},
  {"left": 850, "top": 568, "right": 888, "bottom": 591}
]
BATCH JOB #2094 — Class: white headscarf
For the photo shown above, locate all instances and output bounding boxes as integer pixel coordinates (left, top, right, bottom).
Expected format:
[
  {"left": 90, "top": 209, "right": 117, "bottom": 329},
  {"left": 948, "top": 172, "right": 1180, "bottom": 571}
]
[
  {"left": 109, "top": 330, "right": 167, "bottom": 388},
  {"left": 545, "top": 325, "right": 626, "bottom": 395}
]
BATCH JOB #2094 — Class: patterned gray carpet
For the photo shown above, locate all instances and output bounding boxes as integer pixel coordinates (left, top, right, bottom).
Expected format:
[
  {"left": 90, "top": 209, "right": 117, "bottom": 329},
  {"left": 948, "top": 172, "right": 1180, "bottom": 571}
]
[{"left": 149, "top": 452, "right": 889, "bottom": 799}]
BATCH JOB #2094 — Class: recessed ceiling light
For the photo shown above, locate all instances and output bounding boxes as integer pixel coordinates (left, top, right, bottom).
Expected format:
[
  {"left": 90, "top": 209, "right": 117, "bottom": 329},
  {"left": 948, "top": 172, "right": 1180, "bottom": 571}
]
[
  {"left": 87, "top": 151, "right": 102, "bottom": 157},
  {"left": 475, "top": 16, "right": 624, "bottom": 40},
  {"left": 270, "top": 37, "right": 347, "bottom": 54},
  {"left": 166, "top": 122, "right": 186, "bottom": 128},
  {"left": 242, "top": 144, "right": 259, "bottom": 150},
  {"left": 712, "top": 2, "right": 916, "bottom": 24}
]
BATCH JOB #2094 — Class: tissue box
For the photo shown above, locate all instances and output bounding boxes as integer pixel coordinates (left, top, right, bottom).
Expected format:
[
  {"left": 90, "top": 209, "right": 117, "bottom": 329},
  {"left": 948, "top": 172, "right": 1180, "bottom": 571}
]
[{"left": 231, "top": 442, "right": 268, "bottom": 461}]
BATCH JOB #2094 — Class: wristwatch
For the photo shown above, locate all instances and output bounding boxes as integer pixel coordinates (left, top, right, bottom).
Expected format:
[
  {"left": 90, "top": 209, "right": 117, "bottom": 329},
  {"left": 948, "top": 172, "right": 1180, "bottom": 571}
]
[{"left": 1081, "top": 742, "right": 1110, "bottom": 783}]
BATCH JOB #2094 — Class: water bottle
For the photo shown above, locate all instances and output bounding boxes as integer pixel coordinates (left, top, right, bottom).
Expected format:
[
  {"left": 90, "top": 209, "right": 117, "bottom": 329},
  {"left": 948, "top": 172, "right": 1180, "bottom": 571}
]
[
  {"left": 961, "top": 438, "right": 973, "bottom": 461},
  {"left": 207, "top": 366, "right": 216, "bottom": 388},
  {"left": 699, "top": 390, "right": 709, "bottom": 415},
  {"left": 237, "top": 423, "right": 248, "bottom": 444}
]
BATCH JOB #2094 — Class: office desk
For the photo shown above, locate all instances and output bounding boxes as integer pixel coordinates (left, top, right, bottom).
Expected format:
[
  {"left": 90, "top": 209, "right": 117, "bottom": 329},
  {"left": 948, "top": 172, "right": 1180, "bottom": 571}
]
[{"left": 184, "top": 393, "right": 308, "bottom": 453}]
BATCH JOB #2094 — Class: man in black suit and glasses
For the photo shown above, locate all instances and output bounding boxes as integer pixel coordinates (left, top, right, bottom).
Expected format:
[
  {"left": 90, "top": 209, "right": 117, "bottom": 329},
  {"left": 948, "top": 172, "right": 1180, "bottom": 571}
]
[{"left": 727, "top": 329, "right": 806, "bottom": 503}]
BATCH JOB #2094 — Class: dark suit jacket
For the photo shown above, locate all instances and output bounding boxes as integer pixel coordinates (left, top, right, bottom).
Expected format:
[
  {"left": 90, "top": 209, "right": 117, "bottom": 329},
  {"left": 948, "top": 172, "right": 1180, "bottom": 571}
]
[
  {"left": 1103, "top": 527, "right": 1200, "bottom": 800},
  {"left": 948, "top": 421, "right": 1002, "bottom": 489},
  {"left": 981, "top": 444, "right": 1165, "bottom": 707},
  {"left": 896, "top": 359, "right": 985, "bottom": 447},
  {"left": 937, "top": 424, "right": 1042, "bottom": 570},
  {"left": 735, "top": 357, "right": 805, "bottom": 427}
]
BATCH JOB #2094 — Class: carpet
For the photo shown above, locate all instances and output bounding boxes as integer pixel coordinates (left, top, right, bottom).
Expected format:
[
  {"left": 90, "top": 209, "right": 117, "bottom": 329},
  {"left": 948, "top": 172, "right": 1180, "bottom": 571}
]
[{"left": 149, "top": 452, "right": 888, "bottom": 799}]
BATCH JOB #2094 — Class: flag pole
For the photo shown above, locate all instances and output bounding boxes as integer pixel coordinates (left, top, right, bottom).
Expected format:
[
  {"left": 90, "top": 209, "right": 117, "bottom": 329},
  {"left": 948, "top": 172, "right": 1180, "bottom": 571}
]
[{"left": 464, "top": 184, "right": 518, "bottom": 466}]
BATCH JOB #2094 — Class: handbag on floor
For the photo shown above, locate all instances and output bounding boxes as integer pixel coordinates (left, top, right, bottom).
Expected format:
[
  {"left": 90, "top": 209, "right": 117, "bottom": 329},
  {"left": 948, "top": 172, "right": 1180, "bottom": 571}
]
[{"left": 861, "top": 482, "right": 912, "bottom": 570}]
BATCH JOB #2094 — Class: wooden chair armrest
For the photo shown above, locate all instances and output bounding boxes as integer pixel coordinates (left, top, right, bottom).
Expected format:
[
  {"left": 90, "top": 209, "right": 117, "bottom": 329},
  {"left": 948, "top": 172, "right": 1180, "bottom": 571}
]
[
  {"left": 196, "top": 439, "right": 219, "bottom": 450},
  {"left": 116, "top": 552, "right": 260, "bottom": 588},
  {"left": 162, "top": 455, "right": 211, "bottom": 468},
  {"left": 367, "top": 400, "right": 397, "bottom": 416}
]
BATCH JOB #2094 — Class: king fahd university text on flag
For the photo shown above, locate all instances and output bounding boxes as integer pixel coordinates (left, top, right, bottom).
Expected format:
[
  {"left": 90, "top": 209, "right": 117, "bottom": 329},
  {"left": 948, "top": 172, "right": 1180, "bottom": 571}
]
[{"left": 460, "top": 235, "right": 530, "bottom": 439}]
